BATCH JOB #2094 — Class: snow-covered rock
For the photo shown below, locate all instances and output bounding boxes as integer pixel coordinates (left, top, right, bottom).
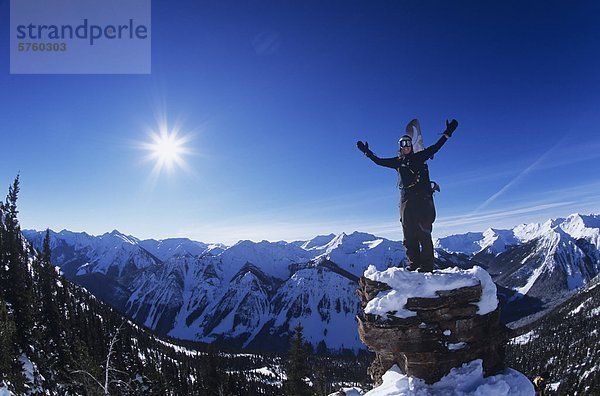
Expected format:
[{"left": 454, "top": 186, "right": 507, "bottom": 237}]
[
  {"left": 363, "top": 266, "right": 497, "bottom": 318},
  {"left": 358, "top": 266, "right": 506, "bottom": 385},
  {"left": 364, "top": 361, "right": 534, "bottom": 396}
]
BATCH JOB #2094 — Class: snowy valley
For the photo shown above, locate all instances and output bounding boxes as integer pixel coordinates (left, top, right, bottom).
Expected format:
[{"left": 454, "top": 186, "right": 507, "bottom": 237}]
[{"left": 1, "top": 196, "right": 598, "bottom": 394}]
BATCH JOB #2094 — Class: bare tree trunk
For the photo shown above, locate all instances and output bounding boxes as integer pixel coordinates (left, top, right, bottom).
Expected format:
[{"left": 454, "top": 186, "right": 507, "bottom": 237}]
[
  {"left": 72, "top": 321, "right": 125, "bottom": 396},
  {"left": 104, "top": 322, "right": 124, "bottom": 395}
]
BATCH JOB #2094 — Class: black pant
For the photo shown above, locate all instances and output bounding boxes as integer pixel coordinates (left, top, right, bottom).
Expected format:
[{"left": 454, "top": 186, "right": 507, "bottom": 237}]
[{"left": 400, "top": 194, "right": 436, "bottom": 272}]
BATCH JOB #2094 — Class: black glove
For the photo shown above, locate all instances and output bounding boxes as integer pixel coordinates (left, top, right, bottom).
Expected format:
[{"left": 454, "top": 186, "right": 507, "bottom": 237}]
[
  {"left": 357, "top": 141, "right": 372, "bottom": 156},
  {"left": 444, "top": 119, "right": 458, "bottom": 137}
]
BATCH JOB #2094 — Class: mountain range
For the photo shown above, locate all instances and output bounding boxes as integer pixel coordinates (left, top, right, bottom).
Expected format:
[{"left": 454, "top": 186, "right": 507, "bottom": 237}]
[
  {"left": 23, "top": 213, "right": 600, "bottom": 351},
  {"left": 435, "top": 213, "right": 600, "bottom": 323}
]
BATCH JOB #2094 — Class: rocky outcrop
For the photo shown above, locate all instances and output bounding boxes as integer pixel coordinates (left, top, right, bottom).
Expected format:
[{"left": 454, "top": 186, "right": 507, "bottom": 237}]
[{"left": 357, "top": 272, "right": 509, "bottom": 385}]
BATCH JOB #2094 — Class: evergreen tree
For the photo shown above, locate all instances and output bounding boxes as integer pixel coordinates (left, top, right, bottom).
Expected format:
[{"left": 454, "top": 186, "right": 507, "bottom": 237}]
[
  {"left": 3, "top": 175, "right": 19, "bottom": 230},
  {"left": 313, "top": 362, "right": 332, "bottom": 396},
  {"left": 0, "top": 297, "right": 25, "bottom": 390},
  {"left": 284, "top": 323, "right": 312, "bottom": 396},
  {"left": 36, "top": 229, "right": 70, "bottom": 385},
  {"left": 0, "top": 180, "right": 26, "bottom": 393},
  {"left": 203, "top": 344, "right": 223, "bottom": 395},
  {"left": 2, "top": 175, "right": 35, "bottom": 350}
]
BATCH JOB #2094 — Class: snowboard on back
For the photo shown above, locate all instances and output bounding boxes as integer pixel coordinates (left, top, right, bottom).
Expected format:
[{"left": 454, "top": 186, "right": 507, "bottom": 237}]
[{"left": 405, "top": 118, "right": 425, "bottom": 153}]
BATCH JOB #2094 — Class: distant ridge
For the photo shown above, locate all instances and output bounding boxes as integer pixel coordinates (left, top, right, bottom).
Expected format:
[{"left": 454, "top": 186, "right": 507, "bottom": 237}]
[{"left": 22, "top": 213, "right": 600, "bottom": 351}]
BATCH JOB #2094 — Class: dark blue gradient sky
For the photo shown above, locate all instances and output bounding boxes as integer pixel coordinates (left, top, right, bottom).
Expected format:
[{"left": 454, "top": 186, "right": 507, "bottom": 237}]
[{"left": 2, "top": 0, "right": 599, "bottom": 243}]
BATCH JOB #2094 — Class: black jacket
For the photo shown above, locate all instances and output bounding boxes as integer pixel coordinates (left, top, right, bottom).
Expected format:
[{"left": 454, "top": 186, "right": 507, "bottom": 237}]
[{"left": 366, "top": 135, "right": 448, "bottom": 201}]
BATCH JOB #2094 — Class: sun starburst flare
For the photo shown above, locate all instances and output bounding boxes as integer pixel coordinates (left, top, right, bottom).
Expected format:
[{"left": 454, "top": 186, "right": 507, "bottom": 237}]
[{"left": 141, "top": 124, "right": 193, "bottom": 178}]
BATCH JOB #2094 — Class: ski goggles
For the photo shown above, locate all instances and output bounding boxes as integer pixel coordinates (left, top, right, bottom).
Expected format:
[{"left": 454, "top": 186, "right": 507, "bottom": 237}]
[{"left": 399, "top": 139, "right": 412, "bottom": 148}]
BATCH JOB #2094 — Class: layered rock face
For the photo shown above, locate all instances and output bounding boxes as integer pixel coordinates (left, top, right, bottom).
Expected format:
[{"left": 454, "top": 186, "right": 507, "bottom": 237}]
[{"left": 357, "top": 267, "right": 509, "bottom": 385}]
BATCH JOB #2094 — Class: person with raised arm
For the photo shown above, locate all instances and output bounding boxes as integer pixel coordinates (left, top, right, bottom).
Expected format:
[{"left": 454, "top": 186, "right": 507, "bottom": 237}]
[{"left": 357, "top": 119, "right": 458, "bottom": 272}]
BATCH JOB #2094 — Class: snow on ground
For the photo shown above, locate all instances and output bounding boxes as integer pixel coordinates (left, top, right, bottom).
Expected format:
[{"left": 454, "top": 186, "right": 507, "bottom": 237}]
[
  {"left": 363, "top": 266, "right": 497, "bottom": 318},
  {"left": 588, "top": 306, "right": 600, "bottom": 318},
  {"left": 154, "top": 337, "right": 204, "bottom": 357},
  {"left": 16, "top": 354, "right": 44, "bottom": 394},
  {"left": 19, "top": 354, "right": 43, "bottom": 388},
  {"left": 510, "top": 330, "right": 537, "bottom": 345},
  {"left": 249, "top": 367, "right": 279, "bottom": 378},
  {"left": 0, "top": 384, "right": 12, "bottom": 396},
  {"left": 328, "top": 387, "right": 364, "bottom": 396},
  {"left": 363, "top": 360, "right": 534, "bottom": 396},
  {"left": 548, "top": 382, "right": 560, "bottom": 391},
  {"left": 514, "top": 261, "right": 546, "bottom": 296},
  {"left": 568, "top": 298, "right": 591, "bottom": 316}
]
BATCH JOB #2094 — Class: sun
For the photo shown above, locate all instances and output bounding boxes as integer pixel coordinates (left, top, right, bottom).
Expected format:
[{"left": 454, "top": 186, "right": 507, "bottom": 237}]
[
  {"left": 150, "top": 131, "right": 184, "bottom": 165},
  {"left": 141, "top": 125, "right": 192, "bottom": 177}
]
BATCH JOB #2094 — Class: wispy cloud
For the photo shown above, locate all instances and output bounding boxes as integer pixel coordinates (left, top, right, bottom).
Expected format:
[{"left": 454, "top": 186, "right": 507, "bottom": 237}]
[
  {"left": 444, "top": 137, "right": 600, "bottom": 191},
  {"left": 438, "top": 202, "right": 573, "bottom": 229},
  {"left": 471, "top": 138, "right": 566, "bottom": 214}
]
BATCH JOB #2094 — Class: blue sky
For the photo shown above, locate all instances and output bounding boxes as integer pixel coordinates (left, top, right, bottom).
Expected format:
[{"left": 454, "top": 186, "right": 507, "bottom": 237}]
[{"left": 1, "top": 0, "right": 600, "bottom": 244}]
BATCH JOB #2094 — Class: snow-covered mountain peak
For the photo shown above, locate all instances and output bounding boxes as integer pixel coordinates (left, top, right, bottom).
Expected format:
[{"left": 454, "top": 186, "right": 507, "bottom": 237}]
[
  {"left": 138, "top": 237, "right": 213, "bottom": 261},
  {"left": 435, "top": 228, "right": 519, "bottom": 256},
  {"left": 434, "top": 232, "right": 485, "bottom": 255},
  {"left": 435, "top": 213, "right": 600, "bottom": 300},
  {"left": 481, "top": 228, "right": 498, "bottom": 246},
  {"left": 220, "top": 239, "right": 311, "bottom": 281},
  {"left": 482, "top": 227, "right": 514, "bottom": 238},
  {"left": 560, "top": 213, "right": 600, "bottom": 240},
  {"left": 226, "top": 239, "right": 305, "bottom": 258},
  {"left": 311, "top": 232, "right": 405, "bottom": 277},
  {"left": 300, "top": 233, "right": 336, "bottom": 250},
  {"left": 437, "top": 213, "right": 600, "bottom": 258},
  {"left": 102, "top": 229, "right": 138, "bottom": 245},
  {"left": 57, "top": 228, "right": 90, "bottom": 237},
  {"left": 205, "top": 244, "right": 227, "bottom": 256},
  {"left": 323, "top": 233, "right": 345, "bottom": 250},
  {"left": 511, "top": 217, "right": 567, "bottom": 243},
  {"left": 53, "top": 229, "right": 95, "bottom": 248},
  {"left": 480, "top": 228, "right": 519, "bottom": 255},
  {"left": 231, "top": 239, "right": 264, "bottom": 249},
  {"left": 322, "top": 231, "right": 380, "bottom": 253},
  {"left": 510, "top": 214, "right": 599, "bottom": 246},
  {"left": 24, "top": 228, "right": 161, "bottom": 277}
]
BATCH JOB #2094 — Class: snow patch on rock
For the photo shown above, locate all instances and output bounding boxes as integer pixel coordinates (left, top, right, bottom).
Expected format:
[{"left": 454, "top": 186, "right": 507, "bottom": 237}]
[
  {"left": 363, "top": 266, "right": 497, "bottom": 318},
  {"left": 364, "top": 360, "right": 534, "bottom": 396}
]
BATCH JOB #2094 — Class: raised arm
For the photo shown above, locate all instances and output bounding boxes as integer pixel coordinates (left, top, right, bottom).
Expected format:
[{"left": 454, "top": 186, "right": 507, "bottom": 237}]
[
  {"left": 357, "top": 141, "right": 399, "bottom": 169},
  {"left": 414, "top": 119, "right": 458, "bottom": 162}
]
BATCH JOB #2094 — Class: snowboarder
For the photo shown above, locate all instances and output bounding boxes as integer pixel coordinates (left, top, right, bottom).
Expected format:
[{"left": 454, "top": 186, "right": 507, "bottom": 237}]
[{"left": 356, "top": 119, "right": 458, "bottom": 272}]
